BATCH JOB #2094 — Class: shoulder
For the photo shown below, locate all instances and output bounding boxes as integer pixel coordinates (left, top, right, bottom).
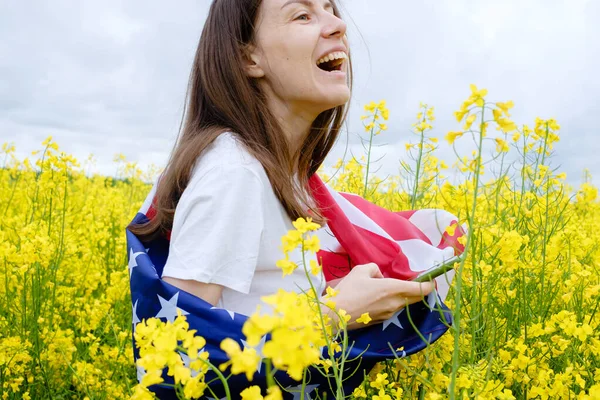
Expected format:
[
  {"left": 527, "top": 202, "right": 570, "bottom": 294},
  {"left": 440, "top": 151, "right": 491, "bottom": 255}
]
[
  {"left": 183, "top": 131, "right": 270, "bottom": 202},
  {"left": 190, "top": 131, "right": 266, "bottom": 182}
]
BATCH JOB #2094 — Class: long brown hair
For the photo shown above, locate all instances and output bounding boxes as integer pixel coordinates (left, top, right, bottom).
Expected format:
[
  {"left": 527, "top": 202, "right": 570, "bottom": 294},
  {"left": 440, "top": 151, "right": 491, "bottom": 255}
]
[{"left": 128, "top": 0, "right": 353, "bottom": 243}]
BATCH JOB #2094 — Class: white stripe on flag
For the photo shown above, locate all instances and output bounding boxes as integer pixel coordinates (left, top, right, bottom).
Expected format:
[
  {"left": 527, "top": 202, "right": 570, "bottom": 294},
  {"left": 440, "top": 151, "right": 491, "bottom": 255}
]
[
  {"left": 435, "top": 269, "right": 455, "bottom": 301},
  {"left": 408, "top": 209, "right": 457, "bottom": 247},
  {"left": 325, "top": 186, "right": 395, "bottom": 242},
  {"left": 315, "top": 224, "right": 342, "bottom": 253},
  {"left": 395, "top": 239, "right": 456, "bottom": 273},
  {"left": 139, "top": 181, "right": 158, "bottom": 215}
]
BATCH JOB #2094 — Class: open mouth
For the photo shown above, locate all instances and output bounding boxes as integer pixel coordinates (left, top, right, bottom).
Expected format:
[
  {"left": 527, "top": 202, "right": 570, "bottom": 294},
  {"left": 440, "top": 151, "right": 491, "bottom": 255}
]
[{"left": 316, "top": 52, "right": 346, "bottom": 72}]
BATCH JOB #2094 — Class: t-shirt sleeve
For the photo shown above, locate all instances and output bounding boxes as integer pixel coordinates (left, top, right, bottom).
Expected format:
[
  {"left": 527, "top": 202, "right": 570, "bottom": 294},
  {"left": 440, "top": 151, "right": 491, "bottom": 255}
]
[{"left": 161, "top": 164, "right": 265, "bottom": 294}]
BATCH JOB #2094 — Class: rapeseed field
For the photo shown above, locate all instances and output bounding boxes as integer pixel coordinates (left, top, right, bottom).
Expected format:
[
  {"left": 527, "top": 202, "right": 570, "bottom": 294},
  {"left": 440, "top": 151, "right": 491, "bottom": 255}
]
[{"left": 1, "top": 85, "right": 599, "bottom": 399}]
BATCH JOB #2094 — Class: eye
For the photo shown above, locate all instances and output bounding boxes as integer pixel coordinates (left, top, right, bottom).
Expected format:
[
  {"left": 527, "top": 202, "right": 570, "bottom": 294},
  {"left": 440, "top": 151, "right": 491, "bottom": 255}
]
[{"left": 295, "top": 13, "right": 310, "bottom": 21}]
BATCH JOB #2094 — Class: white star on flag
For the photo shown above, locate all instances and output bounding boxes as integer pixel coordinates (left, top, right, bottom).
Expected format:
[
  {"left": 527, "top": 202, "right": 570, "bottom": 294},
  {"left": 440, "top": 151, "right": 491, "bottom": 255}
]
[
  {"left": 382, "top": 309, "right": 404, "bottom": 331},
  {"left": 241, "top": 334, "right": 267, "bottom": 374},
  {"left": 210, "top": 306, "right": 235, "bottom": 320},
  {"left": 132, "top": 299, "right": 141, "bottom": 328},
  {"left": 136, "top": 364, "right": 145, "bottom": 383},
  {"left": 155, "top": 292, "right": 189, "bottom": 323},
  {"left": 128, "top": 248, "right": 145, "bottom": 276},
  {"left": 285, "top": 383, "right": 319, "bottom": 400}
]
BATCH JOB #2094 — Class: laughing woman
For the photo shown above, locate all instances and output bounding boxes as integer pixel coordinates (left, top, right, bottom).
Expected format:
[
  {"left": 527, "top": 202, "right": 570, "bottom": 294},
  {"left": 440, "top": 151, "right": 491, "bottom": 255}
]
[{"left": 127, "top": 0, "right": 434, "bottom": 397}]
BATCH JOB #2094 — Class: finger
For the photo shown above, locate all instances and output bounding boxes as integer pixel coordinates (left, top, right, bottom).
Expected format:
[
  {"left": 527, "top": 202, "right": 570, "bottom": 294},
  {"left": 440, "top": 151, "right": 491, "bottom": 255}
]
[
  {"left": 385, "top": 279, "right": 435, "bottom": 297},
  {"left": 403, "top": 295, "right": 432, "bottom": 306},
  {"left": 386, "top": 295, "right": 434, "bottom": 316},
  {"left": 355, "top": 263, "right": 383, "bottom": 279}
]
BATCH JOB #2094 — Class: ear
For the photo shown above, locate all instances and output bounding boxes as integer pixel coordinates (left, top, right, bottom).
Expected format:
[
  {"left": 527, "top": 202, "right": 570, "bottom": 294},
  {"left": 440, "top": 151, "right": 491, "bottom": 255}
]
[{"left": 242, "top": 43, "right": 265, "bottom": 79}]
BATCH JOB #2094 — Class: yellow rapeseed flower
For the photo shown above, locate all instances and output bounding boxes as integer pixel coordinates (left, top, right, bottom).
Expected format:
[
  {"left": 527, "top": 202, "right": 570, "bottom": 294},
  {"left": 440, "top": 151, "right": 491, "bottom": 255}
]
[
  {"left": 454, "top": 105, "right": 469, "bottom": 123},
  {"left": 265, "top": 385, "right": 283, "bottom": 400},
  {"left": 426, "top": 107, "right": 435, "bottom": 121},
  {"left": 219, "top": 338, "right": 261, "bottom": 381},
  {"left": 469, "top": 83, "right": 488, "bottom": 106},
  {"left": 463, "top": 114, "right": 477, "bottom": 131},
  {"left": 495, "top": 138, "right": 510, "bottom": 153},
  {"left": 276, "top": 257, "right": 298, "bottom": 276},
  {"left": 380, "top": 108, "right": 390, "bottom": 120},
  {"left": 356, "top": 313, "right": 372, "bottom": 325},
  {"left": 446, "top": 131, "right": 464, "bottom": 145},
  {"left": 364, "top": 101, "right": 377, "bottom": 113},
  {"left": 370, "top": 372, "right": 390, "bottom": 390},
  {"left": 496, "top": 100, "right": 515, "bottom": 116},
  {"left": 496, "top": 118, "right": 517, "bottom": 133},
  {"left": 257, "top": 290, "right": 326, "bottom": 381},
  {"left": 41, "top": 135, "right": 53, "bottom": 146},
  {"left": 242, "top": 313, "right": 277, "bottom": 347},
  {"left": 325, "top": 286, "right": 339, "bottom": 297},
  {"left": 280, "top": 230, "right": 303, "bottom": 253},
  {"left": 139, "top": 369, "right": 164, "bottom": 388},
  {"left": 240, "top": 385, "right": 264, "bottom": 400},
  {"left": 292, "top": 217, "right": 320, "bottom": 233},
  {"left": 310, "top": 259, "right": 321, "bottom": 276},
  {"left": 372, "top": 388, "right": 392, "bottom": 400},
  {"left": 352, "top": 385, "right": 367, "bottom": 398},
  {"left": 303, "top": 234, "right": 320, "bottom": 253},
  {"left": 445, "top": 223, "right": 457, "bottom": 236}
]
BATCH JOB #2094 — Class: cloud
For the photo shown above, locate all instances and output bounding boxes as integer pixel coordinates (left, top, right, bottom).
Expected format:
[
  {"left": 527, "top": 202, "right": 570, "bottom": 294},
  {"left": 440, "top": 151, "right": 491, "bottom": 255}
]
[
  {"left": 336, "top": 0, "right": 600, "bottom": 186},
  {"left": 1, "top": 0, "right": 598, "bottom": 187}
]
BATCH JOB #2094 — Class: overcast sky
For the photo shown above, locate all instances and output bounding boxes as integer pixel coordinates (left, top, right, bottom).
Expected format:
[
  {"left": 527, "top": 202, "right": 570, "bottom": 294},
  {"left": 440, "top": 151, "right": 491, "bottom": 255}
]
[{"left": 1, "top": 0, "right": 599, "bottom": 188}]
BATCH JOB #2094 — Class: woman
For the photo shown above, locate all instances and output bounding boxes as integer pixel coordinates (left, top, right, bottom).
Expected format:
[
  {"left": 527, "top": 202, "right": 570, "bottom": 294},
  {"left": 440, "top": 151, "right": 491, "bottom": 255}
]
[{"left": 128, "top": 0, "right": 433, "bottom": 331}]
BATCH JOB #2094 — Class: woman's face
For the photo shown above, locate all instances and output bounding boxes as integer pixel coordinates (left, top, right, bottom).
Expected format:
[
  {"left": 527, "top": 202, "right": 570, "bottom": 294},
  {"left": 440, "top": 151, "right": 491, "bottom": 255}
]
[{"left": 248, "top": 0, "right": 350, "bottom": 115}]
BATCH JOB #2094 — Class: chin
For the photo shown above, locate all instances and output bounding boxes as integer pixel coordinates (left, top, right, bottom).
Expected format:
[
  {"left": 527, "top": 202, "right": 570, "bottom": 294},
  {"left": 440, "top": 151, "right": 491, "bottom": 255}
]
[{"left": 318, "top": 90, "right": 350, "bottom": 112}]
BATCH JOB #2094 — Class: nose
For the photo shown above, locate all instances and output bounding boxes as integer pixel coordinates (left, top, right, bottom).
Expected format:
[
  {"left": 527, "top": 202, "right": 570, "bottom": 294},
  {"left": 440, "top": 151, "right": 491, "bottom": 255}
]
[{"left": 322, "top": 12, "right": 347, "bottom": 40}]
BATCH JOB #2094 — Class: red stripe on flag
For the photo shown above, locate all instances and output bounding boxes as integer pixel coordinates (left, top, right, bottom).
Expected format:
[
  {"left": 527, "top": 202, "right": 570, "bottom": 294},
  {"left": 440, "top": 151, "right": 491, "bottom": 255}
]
[
  {"left": 338, "top": 193, "right": 432, "bottom": 245},
  {"left": 316, "top": 250, "right": 351, "bottom": 282},
  {"left": 309, "top": 175, "right": 419, "bottom": 282},
  {"left": 146, "top": 204, "right": 157, "bottom": 220}
]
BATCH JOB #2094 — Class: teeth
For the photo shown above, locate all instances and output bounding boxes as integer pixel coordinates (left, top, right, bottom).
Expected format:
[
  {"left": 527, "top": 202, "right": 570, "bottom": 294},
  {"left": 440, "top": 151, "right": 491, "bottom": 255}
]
[{"left": 317, "top": 51, "right": 347, "bottom": 65}]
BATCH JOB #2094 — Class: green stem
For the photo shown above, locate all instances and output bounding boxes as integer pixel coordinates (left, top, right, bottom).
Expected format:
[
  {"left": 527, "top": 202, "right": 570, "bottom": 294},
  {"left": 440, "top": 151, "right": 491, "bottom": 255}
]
[
  {"left": 300, "top": 238, "right": 344, "bottom": 398},
  {"left": 448, "top": 104, "right": 486, "bottom": 399},
  {"left": 411, "top": 128, "right": 426, "bottom": 209},
  {"left": 265, "top": 358, "right": 275, "bottom": 388},
  {"left": 362, "top": 110, "right": 378, "bottom": 198},
  {"left": 538, "top": 131, "right": 551, "bottom": 315}
]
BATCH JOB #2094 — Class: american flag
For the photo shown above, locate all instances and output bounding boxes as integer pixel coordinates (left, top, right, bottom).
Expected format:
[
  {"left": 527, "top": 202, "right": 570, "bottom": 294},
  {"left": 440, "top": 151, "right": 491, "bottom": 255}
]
[{"left": 127, "top": 173, "right": 466, "bottom": 399}]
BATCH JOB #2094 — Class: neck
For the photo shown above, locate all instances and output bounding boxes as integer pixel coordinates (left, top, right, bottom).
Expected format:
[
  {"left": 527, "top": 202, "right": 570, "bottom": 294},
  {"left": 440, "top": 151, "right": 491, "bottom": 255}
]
[{"left": 260, "top": 86, "right": 320, "bottom": 157}]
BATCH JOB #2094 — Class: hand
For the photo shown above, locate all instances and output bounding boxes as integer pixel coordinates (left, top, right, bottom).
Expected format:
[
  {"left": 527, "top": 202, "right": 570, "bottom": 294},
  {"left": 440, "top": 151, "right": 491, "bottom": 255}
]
[{"left": 322, "top": 263, "right": 435, "bottom": 331}]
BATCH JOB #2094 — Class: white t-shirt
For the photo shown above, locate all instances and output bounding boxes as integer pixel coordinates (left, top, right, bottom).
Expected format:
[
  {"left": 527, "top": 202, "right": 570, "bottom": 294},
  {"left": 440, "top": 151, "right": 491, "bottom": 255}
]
[{"left": 161, "top": 131, "right": 326, "bottom": 316}]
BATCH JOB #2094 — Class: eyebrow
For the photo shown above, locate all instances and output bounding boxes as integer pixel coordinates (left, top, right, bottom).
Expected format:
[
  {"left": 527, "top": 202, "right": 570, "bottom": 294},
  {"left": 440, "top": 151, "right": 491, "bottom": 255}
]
[{"left": 281, "top": 0, "right": 333, "bottom": 10}]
